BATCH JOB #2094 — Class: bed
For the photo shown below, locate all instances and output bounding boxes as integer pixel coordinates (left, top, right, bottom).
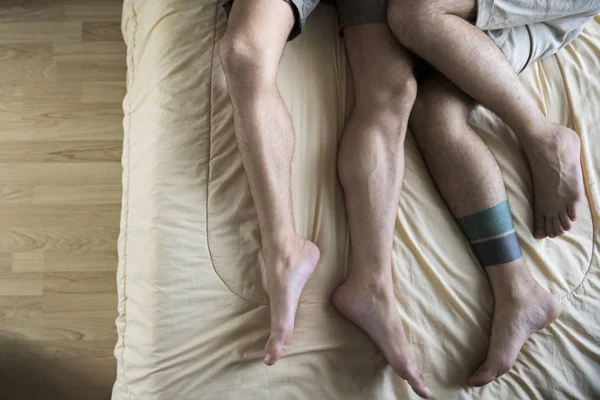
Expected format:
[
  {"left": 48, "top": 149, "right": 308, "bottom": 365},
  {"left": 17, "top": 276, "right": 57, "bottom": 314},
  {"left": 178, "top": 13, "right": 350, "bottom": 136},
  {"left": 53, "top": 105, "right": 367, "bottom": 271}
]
[{"left": 112, "top": 1, "right": 600, "bottom": 398}]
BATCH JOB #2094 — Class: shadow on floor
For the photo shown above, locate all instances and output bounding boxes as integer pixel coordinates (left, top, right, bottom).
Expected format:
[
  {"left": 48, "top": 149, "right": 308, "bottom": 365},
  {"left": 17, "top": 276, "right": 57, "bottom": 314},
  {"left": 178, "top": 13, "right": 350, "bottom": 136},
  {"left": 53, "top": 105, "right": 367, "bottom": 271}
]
[{"left": 0, "top": 338, "right": 113, "bottom": 400}]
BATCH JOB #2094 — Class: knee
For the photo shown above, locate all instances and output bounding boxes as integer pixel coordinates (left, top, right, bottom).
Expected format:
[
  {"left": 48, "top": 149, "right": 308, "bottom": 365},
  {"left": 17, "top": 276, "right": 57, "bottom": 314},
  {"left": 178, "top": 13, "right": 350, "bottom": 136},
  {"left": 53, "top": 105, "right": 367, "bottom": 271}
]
[
  {"left": 356, "top": 73, "right": 418, "bottom": 125},
  {"left": 411, "top": 89, "right": 447, "bottom": 138},
  {"left": 382, "top": 74, "right": 418, "bottom": 115},
  {"left": 219, "top": 30, "right": 276, "bottom": 89},
  {"left": 337, "top": 77, "right": 415, "bottom": 186},
  {"left": 410, "top": 82, "right": 473, "bottom": 144},
  {"left": 411, "top": 85, "right": 437, "bottom": 131}
]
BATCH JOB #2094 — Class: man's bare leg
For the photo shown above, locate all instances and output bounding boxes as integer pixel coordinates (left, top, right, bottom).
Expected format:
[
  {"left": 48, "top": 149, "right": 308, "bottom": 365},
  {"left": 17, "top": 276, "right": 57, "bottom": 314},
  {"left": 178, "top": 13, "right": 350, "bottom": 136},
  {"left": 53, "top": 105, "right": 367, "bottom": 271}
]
[
  {"left": 220, "top": 0, "right": 320, "bottom": 366},
  {"left": 388, "top": 0, "right": 584, "bottom": 239},
  {"left": 332, "top": 25, "right": 431, "bottom": 398},
  {"left": 410, "top": 73, "right": 562, "bottom": 386}
]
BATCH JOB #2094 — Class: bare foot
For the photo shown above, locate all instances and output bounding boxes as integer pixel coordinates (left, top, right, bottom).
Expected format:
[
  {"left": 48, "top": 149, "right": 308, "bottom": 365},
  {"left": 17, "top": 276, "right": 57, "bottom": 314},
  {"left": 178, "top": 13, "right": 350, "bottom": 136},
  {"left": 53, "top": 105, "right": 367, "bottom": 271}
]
[
  {"left": 262, "top": 238, "right": 320, "bottom": 366},
  {"left": 469, "top": 283, "right": 562, "bottom": 386},
  {"left": 332, "top": 276, "right": 432, "bottom": 398},
  {"left": 525, "top": 123, "right": 584, "bottom": 239}
]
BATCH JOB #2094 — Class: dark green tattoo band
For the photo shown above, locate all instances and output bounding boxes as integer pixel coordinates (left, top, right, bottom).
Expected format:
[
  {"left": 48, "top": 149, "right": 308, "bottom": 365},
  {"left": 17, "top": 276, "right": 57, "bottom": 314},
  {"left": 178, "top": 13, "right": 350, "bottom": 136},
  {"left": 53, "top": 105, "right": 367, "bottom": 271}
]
[
  {"left": 457, "top": 201, "right": 523, "bottom": 267},
  {"left": 471, "top": 233, "right": 522, "bottom": 267},
  {"left": 457, "top": 201, "right": 515, "bottom": 241}
]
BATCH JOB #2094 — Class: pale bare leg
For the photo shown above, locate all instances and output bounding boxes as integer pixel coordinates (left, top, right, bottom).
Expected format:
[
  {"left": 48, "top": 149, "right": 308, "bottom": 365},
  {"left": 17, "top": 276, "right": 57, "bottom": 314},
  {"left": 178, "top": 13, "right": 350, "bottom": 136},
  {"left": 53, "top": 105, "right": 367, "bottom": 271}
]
[
  {"left": 333, "top": 25, "right": 430, "bottom": 398},
  {"left": 220, "top": 0, "right": 320, "bottom": 365},
  {"left": 388, "top": 0, "right": 584, "bottom": 238},
  {"left": 410, "top": 73, "right": 562, "bottom": 386}
]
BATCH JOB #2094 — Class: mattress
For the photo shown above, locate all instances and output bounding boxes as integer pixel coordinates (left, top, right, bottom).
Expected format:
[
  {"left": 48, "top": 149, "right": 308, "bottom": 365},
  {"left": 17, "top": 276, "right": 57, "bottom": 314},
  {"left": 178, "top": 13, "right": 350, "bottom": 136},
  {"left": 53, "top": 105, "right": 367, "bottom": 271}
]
[{"left": 113, "top": 1, "right": 600, "bottom": 399}]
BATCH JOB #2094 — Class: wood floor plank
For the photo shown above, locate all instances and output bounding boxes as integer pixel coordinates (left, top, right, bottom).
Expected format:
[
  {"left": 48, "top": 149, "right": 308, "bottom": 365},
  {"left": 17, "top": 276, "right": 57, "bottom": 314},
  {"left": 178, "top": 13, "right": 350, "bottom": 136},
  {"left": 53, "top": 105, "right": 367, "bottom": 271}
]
[
  {"left": 0, "top": 272, "right": 42, "bottom": 295},
  {"left": 0, "top": 320, "right": 115, "bottom": 340},
  {"left": 0, "top": 140, "right": 122, "bottom": 162},
  {"left": 0, "top": 1, "right": 65, "bottom": 23},
  {"left": 11, "top": 251, "right": 44, "bottom": 272},
  {"left": 82, "top": 21, "right": 122, "bottom": 42},
  {"left": 55, "top": 0, "right": 123, "bottom": 4},
  {"left": 33, "top": 184, "right": 122, "bottom": 204},
  {"left": 0, "top": 296, "right": 42, "bottom": 318},
  {"left": 43, "top": 293, "right": 117, "bottom": 313},
  {"left": 82, "top": 81, "right": 126, "bottom": 103},
  {"left": 0, "top": 252, "right": 12, "bottom": 273},
  {"left": 0, "top": 204, "right": 119, "bottom": 229},
  {"left": 22, "top": 81, "right": 82, "bottom": 103},
  {"left": 0, "top": 22, "right": 81, "bottom": 43},
  {"left": 53, "top": 41, "right": 125, "bottom": 61},
  {"left": 0, "top": 80, "right": 23, "bottom": 121},
  {"left": 0, "top": 42, "right": 55, "bottom": 83},
  {"left": 56, "top": 59, "right": 126, "bottom": 82},
  {"left": 0, "top": 118, "right": 124, "bottom": 142},
  {"left": 0, "top": 316, "right": 117, "bottom": 340},
  {"left": 44, "top": 271, "right": 115, "bottom": 293},
  {"left": 65, "top": 4, "right": 122, "bottom": 21},
  {"left": 21, "top": 100, "right": 122, "bottom": 121},
  {"left": 0, "top": 186, "right": 34, "bottom": 203},
  {"left": 43, "top": 251, "right": 117, "bottom": 272},
  {"left": 0, "top": 162, "right": 121, "bottom": 185},
  {"left": 0, "top": 42, "right": 52, "bottom": 64},
  {"left": 0, "top": 227, "right": 118, "bottom": 255}
]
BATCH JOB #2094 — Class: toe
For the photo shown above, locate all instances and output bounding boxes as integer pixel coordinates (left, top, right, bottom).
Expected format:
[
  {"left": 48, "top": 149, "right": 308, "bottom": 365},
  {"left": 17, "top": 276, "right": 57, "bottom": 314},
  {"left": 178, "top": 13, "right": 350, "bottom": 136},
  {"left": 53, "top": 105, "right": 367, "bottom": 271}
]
[
  {"left": 469, "top": 363, "right": 496, "bottom": 387},
  {"left": 567, "top": 202, "right": 579, "bottom": 221},
  {"left": 404, "top": 367, "right": 431, "bottom": 398},
  {"left": 390, "top": 357, "right": 431, "bottom": 398},
  {"left": 552, "top": 216, "right": 565, "bottom": 236},
  {"left": 264, "top": 328, "right": 288, "bottom": 366},
  {"left": 533, "top": 212, "right": 547, "bottom": 239},
  {"left": 545, "top": 216, "right": 557, "bottom": 238},
  {"left": 559, "top": 212, "right": 572, "bottom": 231}
]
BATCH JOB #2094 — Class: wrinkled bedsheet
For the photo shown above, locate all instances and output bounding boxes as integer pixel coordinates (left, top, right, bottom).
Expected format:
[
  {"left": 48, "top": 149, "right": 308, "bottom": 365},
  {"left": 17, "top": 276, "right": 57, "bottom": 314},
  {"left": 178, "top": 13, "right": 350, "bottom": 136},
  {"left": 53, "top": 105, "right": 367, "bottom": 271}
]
[{"left": 113, "top": 1, "right": 600, "bottom": 398}]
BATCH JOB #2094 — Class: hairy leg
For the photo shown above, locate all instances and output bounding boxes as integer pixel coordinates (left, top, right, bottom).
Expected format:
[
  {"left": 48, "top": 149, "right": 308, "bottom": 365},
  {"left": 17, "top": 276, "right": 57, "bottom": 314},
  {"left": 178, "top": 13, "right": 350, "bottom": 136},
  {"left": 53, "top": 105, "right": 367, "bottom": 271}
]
[
  {"left": 388, "top": 0, "right": 584, "bottom": 238},
  {"left": 332, "top": 24, "right": 430, "bottom": 398},
  {"left": 220, "top": 0, "right": 320, "bottom": 365},
  {"left": 410, "top": 73, "right": 562, "bottom": 387}
]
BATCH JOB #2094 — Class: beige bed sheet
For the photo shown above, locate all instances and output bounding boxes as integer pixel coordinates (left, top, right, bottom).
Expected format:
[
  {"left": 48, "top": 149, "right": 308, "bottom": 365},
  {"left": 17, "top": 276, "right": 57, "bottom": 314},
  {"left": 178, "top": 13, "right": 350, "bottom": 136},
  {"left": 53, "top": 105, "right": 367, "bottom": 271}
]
[{"left": 113, "top": 1, "right": 600, "bottom": 399}]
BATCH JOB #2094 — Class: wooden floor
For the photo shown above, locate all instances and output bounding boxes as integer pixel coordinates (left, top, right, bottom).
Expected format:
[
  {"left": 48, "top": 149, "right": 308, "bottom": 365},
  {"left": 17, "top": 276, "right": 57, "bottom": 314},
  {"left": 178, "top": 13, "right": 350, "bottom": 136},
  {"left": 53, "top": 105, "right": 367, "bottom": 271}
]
[{"left": 0, "top": 1, "right": 125, "bottom": 398}]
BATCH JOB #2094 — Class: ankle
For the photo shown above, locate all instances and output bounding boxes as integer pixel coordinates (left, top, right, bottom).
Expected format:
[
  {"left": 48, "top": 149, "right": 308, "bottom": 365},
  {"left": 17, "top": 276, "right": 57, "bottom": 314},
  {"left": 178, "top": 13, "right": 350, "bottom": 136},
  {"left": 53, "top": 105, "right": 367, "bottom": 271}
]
[
  {"left": 494, "top": 284, "right": 535, "bottom": 305},
  {"left": 522, "top": 121, "right": 576, "bottom": 154},
  {"left": 346, "top": 270, "right": 392, "bottom": 294},
  {"left": 262, "top": 234, "right": 302, "bottom": 267},
  {"left": 486, "top": 259, "right": 539, "bottom": 301}
]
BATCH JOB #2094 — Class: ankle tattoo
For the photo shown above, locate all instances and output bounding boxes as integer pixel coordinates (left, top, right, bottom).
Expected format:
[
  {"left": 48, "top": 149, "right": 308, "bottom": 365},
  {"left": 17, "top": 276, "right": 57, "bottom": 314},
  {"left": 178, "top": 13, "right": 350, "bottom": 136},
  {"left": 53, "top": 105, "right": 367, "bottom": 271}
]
[{"left": 456, "top": 201, "right": 523, "bottom": 267}]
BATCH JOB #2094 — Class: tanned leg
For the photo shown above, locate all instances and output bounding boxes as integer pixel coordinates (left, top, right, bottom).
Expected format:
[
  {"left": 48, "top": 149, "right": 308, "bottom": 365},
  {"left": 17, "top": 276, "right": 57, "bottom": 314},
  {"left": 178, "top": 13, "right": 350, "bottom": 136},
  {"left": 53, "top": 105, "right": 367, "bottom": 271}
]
[
  {"left": 410, "top": 73, "right": 562, "bottom": 387},
  {"left": 388, "top": 0, "right": 584, "bottom": 239}
]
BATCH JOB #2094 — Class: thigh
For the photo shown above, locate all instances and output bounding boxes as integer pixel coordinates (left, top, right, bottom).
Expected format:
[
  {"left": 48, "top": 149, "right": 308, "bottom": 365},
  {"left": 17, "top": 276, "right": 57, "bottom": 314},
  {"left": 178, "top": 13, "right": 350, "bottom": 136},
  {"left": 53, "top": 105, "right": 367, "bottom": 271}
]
[{"left": 344, "top": 23, "right": 415, "bottom": 101}]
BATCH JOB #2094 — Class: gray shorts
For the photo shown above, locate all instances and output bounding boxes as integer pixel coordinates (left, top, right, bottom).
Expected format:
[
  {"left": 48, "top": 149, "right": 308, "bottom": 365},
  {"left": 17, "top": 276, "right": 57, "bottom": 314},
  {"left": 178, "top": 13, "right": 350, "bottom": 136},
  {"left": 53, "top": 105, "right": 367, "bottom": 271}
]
[
  {"left": 477, "top": 0, "right": 600, "bottom": 72},
  {"left": 220, "top": 0, "right": 387, "bottom": 40}
]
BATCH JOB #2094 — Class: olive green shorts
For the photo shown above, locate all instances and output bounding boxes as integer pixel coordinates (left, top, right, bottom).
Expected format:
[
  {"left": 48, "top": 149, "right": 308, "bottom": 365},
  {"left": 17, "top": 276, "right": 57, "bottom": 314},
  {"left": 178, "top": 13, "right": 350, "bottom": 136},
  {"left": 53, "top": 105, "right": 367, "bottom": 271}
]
[
  {"left": 477, "top": 0, "right": 600, "bottom": 72},
  {"left": 220, "top": 0, "right": 387, "bottom": 40}
]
